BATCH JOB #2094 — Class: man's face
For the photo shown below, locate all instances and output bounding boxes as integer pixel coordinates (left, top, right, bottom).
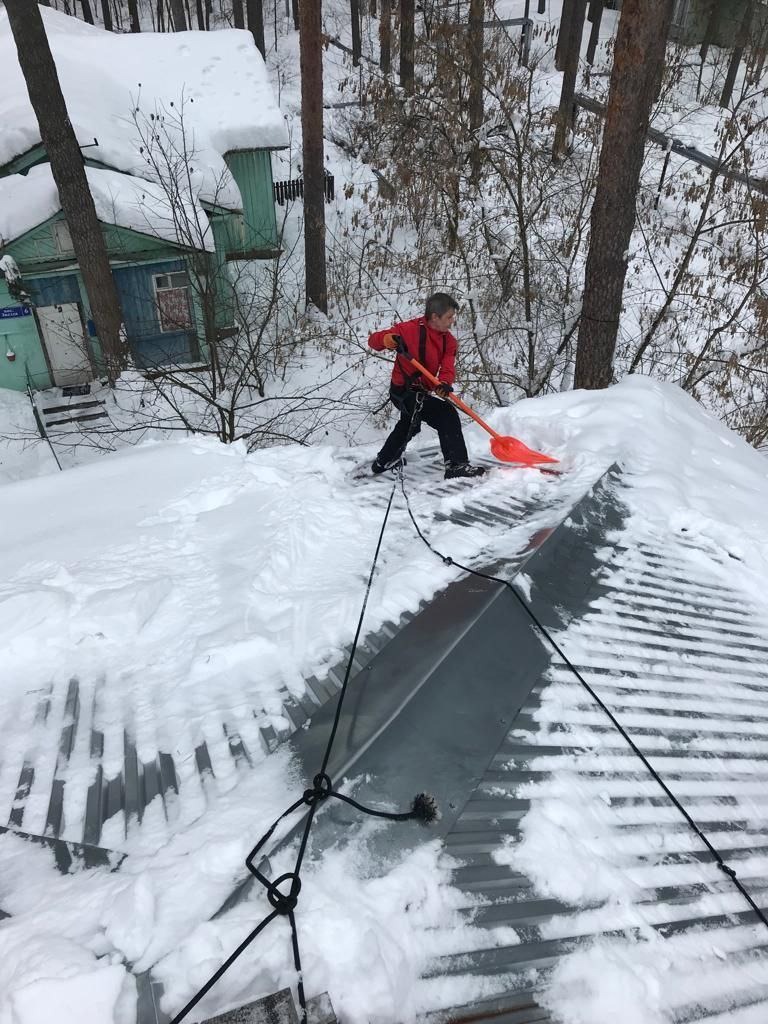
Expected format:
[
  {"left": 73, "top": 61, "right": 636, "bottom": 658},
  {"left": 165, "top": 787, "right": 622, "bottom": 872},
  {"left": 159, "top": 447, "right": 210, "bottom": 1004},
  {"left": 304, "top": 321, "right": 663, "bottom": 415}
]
[{"left": 429, "top": 309, "right": 457, "bottom": 332}]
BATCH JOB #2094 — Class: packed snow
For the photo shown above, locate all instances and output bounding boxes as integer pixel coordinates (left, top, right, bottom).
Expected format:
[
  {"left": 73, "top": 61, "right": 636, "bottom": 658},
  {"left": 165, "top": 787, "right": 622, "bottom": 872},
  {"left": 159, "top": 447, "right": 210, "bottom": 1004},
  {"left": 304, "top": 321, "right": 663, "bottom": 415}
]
[{"left": 1, "top": 375, "right": 768, "bottom": 1023}]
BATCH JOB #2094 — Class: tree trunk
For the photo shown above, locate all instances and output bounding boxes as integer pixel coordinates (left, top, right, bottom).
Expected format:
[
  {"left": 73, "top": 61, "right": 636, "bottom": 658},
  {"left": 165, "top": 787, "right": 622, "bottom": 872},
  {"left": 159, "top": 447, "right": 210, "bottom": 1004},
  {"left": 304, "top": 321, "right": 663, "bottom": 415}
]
[
  {"left": 552, "top": 0, "right": 587, "bottom": 160},
  {"left": 100, "top": 0, "right": 113, "bottom": 30},
  {"left": 246, "top": 0, "right": 266, "bottom": 55},
  {"left": 128, "top": 0, "right": 141, "bottom": 31},
  {"left": 292, "top": 0, "right": 300, "bottom": 30},
  {"left": 351, "top": 0, "right": 362, "bottom": 65},
  {"left": 298, "top": 0, "right": 328, "bottom": 312},
  {"left": 468, "top": 0, "right": 484, "bottom": 182},
  {"left": 574, "top": 0, "right": 674, "bottom": 390},
  {"left": 586, "top": 0, "right": 603, "bottom": 64},
  {"left": 400, "top": 0, "right": 415, "bottom": 93},
  {"left": 4, "top": 0, "right": 126, "bottom": 383},
  {"left": 196, "top": 0, "right": 205, "bottom": 29},
  {"left": 720, "top": 0, "right": 755, "bottom": 108},
  {"left": 171, "top": 0, "right": 188, "bottom": 29},
  {"left": 380, "top": 0, "right": 391, "bottom": 73},
  {"left": 232, "top": 0, "right": 245, "bottom": 29},
  {"left": 555, "top": 0, "right": 576, "bottom": 71},
  {"left": 80, "top": 0, "right": 95, "bottom": 23}
]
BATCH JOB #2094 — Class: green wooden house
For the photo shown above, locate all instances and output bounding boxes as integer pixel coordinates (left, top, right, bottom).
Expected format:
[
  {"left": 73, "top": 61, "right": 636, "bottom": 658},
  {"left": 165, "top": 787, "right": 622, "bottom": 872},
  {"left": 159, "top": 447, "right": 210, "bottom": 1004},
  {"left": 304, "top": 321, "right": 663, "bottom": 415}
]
[{"left": 0, "top": 7, "right": 289, "bottom": 394}]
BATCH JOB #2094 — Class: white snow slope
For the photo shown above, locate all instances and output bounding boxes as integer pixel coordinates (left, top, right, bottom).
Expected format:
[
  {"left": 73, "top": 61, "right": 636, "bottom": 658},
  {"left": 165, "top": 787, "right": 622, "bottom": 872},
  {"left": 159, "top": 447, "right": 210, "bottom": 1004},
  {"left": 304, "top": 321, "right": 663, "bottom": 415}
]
[{"left": 0, "top": 376, "right": 767, "bottom": 1024}]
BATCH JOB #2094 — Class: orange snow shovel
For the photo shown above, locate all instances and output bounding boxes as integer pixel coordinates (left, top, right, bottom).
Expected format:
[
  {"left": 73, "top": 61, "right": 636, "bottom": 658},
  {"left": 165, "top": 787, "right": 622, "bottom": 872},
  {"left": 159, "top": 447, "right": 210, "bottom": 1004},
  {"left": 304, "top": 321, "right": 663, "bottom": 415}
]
[{"left": 393, "top": 337, "right": 558, "bottom": 467}]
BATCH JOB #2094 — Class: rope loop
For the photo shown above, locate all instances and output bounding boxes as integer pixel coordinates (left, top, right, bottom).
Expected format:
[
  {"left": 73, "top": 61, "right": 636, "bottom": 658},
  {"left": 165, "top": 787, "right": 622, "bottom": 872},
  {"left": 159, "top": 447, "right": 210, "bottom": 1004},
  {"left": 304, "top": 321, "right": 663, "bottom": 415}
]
[
  {"left": 267, "top": 872, "right": 302, "bottom": 915},
  {"left": 303, "top": 772, "right": 333, "bottom": 807}
]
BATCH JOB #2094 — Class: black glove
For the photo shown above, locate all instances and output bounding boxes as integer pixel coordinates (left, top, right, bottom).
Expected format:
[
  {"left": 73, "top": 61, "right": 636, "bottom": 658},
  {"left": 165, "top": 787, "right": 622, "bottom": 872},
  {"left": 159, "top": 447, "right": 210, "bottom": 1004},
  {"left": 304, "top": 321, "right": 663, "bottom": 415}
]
[
  {"left": 435, "top": 383, "right": 453, "bottom": 398},
  {"left": 393, "top": 334, "right": 408, "bottom": 355}
]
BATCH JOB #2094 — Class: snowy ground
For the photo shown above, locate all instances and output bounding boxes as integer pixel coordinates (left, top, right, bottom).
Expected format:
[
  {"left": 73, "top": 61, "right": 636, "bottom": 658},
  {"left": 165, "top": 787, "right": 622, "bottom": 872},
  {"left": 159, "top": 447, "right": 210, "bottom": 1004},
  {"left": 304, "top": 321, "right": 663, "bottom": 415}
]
[{"left": 1, "top": 376, "right": 768, "bottom": 1024}]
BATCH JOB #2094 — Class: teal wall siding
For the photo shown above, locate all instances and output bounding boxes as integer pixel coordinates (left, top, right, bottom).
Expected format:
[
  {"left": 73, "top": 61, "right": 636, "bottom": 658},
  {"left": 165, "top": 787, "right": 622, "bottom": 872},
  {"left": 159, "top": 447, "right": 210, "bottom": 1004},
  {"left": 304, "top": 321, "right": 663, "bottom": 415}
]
[
  {"left": 0, "top": 145, "right": 47, "bottom": 178},
  {"left": 10, "top": 214, "right": 189, "bottom": 275},
  {"left": 224, "top": 150, "right": 279, "bottom": 255},
  {"left": 0, "top": 281, "right": 52, "bottom": 392}
]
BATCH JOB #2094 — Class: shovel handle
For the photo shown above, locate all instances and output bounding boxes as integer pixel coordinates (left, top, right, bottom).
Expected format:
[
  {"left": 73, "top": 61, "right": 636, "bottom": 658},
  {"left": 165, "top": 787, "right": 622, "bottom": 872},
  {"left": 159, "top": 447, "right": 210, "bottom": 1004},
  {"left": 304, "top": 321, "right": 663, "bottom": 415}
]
[{"left": 393, "top": 341, "right": 501, "bottom": 441}]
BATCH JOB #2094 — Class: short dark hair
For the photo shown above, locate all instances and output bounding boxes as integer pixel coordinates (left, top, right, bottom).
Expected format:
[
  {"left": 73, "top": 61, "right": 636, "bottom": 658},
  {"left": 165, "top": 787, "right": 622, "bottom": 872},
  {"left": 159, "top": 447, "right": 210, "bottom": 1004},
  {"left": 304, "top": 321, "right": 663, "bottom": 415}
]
[{"left": 425, "top": 292, "right": 459, "bottom": 319}]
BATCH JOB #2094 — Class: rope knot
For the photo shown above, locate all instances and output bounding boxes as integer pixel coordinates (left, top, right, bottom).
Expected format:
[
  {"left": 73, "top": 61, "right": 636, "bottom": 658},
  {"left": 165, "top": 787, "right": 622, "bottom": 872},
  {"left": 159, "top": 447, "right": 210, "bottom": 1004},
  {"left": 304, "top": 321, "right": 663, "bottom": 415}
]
[
  {"left": 720, "top": 861, "right": 737, "bottom": 879},
  {"left": 303, "top": 771, "right": 333, "bottom": 807},
  {"left": 443, "top": 556, "right": 453, "bottom": 566},
  {"left": 267, "top": 872, "right": 302, "bottom": 915}
]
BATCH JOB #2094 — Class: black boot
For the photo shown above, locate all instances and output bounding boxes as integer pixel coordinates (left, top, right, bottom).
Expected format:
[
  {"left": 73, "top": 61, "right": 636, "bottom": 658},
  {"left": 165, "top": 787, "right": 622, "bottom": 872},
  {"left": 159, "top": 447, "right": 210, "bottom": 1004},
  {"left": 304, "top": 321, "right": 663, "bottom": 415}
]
[
  {"left": 444, "top": 462, "right": 486, "bottom": 480},
  {"left": 371, "top": 455, "right": 407, "bottom": 474}
]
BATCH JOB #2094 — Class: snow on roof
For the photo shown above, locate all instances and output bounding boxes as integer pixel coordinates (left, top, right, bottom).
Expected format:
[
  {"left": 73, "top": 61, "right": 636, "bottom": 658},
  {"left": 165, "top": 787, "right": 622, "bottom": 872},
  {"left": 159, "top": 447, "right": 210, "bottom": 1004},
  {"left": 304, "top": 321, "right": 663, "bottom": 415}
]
[
  {"left": 0, "top": 7, "right": 288, "bottom": 208},
  {"left": 1, "top": 378, "right": 768, "bottom": 1021},
  {"left": 0, "top": 163, "right": 214, "bottom": 251}
]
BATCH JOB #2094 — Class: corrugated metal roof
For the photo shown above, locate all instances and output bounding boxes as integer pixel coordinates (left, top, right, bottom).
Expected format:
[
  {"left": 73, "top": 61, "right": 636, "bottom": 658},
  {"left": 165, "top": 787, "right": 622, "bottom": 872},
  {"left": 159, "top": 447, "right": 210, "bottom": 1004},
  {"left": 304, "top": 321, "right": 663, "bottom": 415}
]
[{"left": 428, "top": 475, "right": 768, "bottom": 1023}]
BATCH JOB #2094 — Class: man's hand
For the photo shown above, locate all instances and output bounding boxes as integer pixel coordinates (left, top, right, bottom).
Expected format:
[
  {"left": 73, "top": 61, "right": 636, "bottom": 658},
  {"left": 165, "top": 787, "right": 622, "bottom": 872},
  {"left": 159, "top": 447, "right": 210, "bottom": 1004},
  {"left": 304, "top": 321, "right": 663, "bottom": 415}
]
[
  {"left": 382, "top": 333, "right": 399, "bottom": 351},
  {"left": 435, "top": 383, "right": 453, "bottom": 399}
]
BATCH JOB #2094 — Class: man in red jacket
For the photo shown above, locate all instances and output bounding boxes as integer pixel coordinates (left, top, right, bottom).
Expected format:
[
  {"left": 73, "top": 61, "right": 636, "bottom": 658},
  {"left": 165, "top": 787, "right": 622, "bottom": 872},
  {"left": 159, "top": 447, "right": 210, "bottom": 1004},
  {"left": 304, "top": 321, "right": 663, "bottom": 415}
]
[{"left": 368, "top": 292, "right": 486, "bottom": 479}]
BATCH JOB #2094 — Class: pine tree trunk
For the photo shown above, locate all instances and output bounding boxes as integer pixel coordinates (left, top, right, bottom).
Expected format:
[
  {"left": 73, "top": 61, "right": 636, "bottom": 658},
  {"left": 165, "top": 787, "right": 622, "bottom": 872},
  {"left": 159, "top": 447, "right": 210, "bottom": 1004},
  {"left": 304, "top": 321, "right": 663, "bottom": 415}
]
[
  {"left": 586, "top": 0, "right": 603, "bottom": 64},
  {"left": 380, "top": 0, "right": 391, "bottom": 73},
  {"left": 720, "top": 0, "right": 755, "bottom": 108},
  {"left": 100, "top": 0, "right": 113, "bottom": 30},
  {"left": 292, "top": 0, "right": 300, "bottom": 30},
  {"left": 171, "top": 0, "right": 188, "bottom": 29},
  {"left": 80, "top": 0, "right": 95, "bottom": 23},
  {"left": 246, "top": 0, "right": 266, "bottom": 55},
  {"left": 196, "top": 0, "right": 205, "bottom": 29},
  {"left": 468, "top": 0, "right": 484, "bottom": 182},
  {"left": 574, "top": 0, "right": 674, "bottom": 390},
  {"left": 351, "top": 0, "right": 362, "bottom": 66},
  {"left": 298, "top": 0, "right": 328, "bottom": 312},
  {"left": 4, "top": 0, "right": 126, "bottom": 382},
  {"left": 233, "top": 0, "right": 245, "bottom": 29},
  {"left": 553, "top": 0, "right": 587, "bottom": 160},
  {"left": 400, "top": 0, "right": 415, "bottom": 93},
  {"left": 128, "top": 0, "right": 141, "bottom": 31},
  {"left": 555, "top": 0, "right": 576, "bottom": 71}
]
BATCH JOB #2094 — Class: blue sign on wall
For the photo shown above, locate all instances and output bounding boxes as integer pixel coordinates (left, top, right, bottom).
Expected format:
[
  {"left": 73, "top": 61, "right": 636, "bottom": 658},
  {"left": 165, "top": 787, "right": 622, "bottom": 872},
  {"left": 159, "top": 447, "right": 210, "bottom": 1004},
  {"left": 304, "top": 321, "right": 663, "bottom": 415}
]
[{"left": 0, "top": 305, "right": 32, "bottom": 320}]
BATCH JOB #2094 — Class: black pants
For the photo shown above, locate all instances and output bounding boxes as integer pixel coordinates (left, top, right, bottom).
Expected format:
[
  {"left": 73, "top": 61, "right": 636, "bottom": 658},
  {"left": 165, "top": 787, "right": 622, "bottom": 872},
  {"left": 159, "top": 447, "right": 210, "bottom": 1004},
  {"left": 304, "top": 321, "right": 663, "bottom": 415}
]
[{"left": 377, "top": 385, "right": 469, "bottom": 467}]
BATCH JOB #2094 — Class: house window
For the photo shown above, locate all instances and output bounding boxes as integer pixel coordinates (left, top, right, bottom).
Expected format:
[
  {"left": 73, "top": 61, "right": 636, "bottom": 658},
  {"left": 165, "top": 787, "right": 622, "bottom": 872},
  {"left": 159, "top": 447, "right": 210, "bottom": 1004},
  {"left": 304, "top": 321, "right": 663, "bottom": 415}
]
[
  {"left": 52, "top": 220, "right": 73, "bottom": 254},
  {"left": 153, "top": 271, "right": 193, "bottom": 332}
]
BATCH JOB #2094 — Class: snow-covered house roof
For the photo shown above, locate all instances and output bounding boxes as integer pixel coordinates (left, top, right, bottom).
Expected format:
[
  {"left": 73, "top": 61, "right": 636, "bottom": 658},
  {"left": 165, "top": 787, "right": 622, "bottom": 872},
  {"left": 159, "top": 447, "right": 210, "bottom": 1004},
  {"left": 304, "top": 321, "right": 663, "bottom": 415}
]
[
  {"left": 0, "top": 163, "right": 214, "bottom": 251},
  {"left": 0, "top": 7, "right": 288, "bottom": 209},
  {"left": 1, "top": 379, "right": 768, "bottom": 1023}
]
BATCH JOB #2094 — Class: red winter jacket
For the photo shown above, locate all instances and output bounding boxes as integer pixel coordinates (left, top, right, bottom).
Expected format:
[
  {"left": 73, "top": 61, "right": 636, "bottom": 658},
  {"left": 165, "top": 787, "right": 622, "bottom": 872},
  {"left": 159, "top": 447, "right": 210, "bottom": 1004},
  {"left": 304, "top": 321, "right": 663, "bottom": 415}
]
[{"left": 368, "top": 316, "right": 457, "bottom": 392}]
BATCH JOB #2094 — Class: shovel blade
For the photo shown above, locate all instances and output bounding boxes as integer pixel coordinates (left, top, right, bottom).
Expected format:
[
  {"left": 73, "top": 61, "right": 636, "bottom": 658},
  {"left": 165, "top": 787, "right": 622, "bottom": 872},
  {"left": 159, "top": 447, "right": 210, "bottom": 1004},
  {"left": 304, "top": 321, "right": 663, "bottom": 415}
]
[{"left": 490, "top": 435, "right": 558, "bottom": 466}]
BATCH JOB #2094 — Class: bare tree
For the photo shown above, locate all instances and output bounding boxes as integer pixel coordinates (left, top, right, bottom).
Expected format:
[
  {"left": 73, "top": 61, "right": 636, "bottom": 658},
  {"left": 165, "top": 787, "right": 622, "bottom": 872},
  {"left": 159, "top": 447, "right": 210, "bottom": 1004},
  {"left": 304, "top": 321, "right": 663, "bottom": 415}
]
[
  {"left": 128, "top": 0, "right": 140, "bottom": 31},
  {"left": 553, "top": 0, "right": 587, "bottom": 161},
  {"left": 380, "top": 0, "right": 392, "bottom": 74},
  {"left": 720, "top": 0, "right": 755, "bottom": 108},
  {"left": 247, "top": 0, "right": 265, "bottom": 55},
  {"left": 351, "top": 0, "right": 362, "bottom": 65},
  {"left": 4, "top": 0, "right": 126, "bottom": 383},
  {"left": 468, "top": 0, "right": 484, "bottom": 182},
  {"left": 574, "top": 0, "right": 675, "bottom": 389},
  {"left": 400, "top": 0, "right": 415, "bottom": 93},
  {"left": 298, "top": 0, "right": 328, "bottom": 312},
  {"left": 170, "top": 0, "right": 188, "bottom": 30},
  {"left": 100, "top": 0, "right": 114, "bottom": 30}
]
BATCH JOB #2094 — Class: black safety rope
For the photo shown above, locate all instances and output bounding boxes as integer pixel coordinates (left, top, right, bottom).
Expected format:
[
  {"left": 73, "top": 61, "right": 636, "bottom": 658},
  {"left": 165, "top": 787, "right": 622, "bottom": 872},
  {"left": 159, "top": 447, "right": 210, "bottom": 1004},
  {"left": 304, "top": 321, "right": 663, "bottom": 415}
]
[
  {"left": 397, "top": 469, "right": 768, "bottom": 932},
  {"left": 170, "top": 415, "right": 436, "bottom": 1024}
]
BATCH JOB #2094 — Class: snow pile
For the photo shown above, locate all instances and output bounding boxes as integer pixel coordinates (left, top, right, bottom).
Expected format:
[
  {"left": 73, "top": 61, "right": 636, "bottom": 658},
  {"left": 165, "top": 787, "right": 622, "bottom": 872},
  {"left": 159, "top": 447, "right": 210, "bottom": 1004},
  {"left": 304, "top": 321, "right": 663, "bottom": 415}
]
[
  {"left": 0, "top": 388, "right": 59, "bottom": 483},
  {"left": 0, "top": 164, "right": 214, "bottom": 249},
  {"left": 0, "top": 7, "right": 288, "bottom": 207}
]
